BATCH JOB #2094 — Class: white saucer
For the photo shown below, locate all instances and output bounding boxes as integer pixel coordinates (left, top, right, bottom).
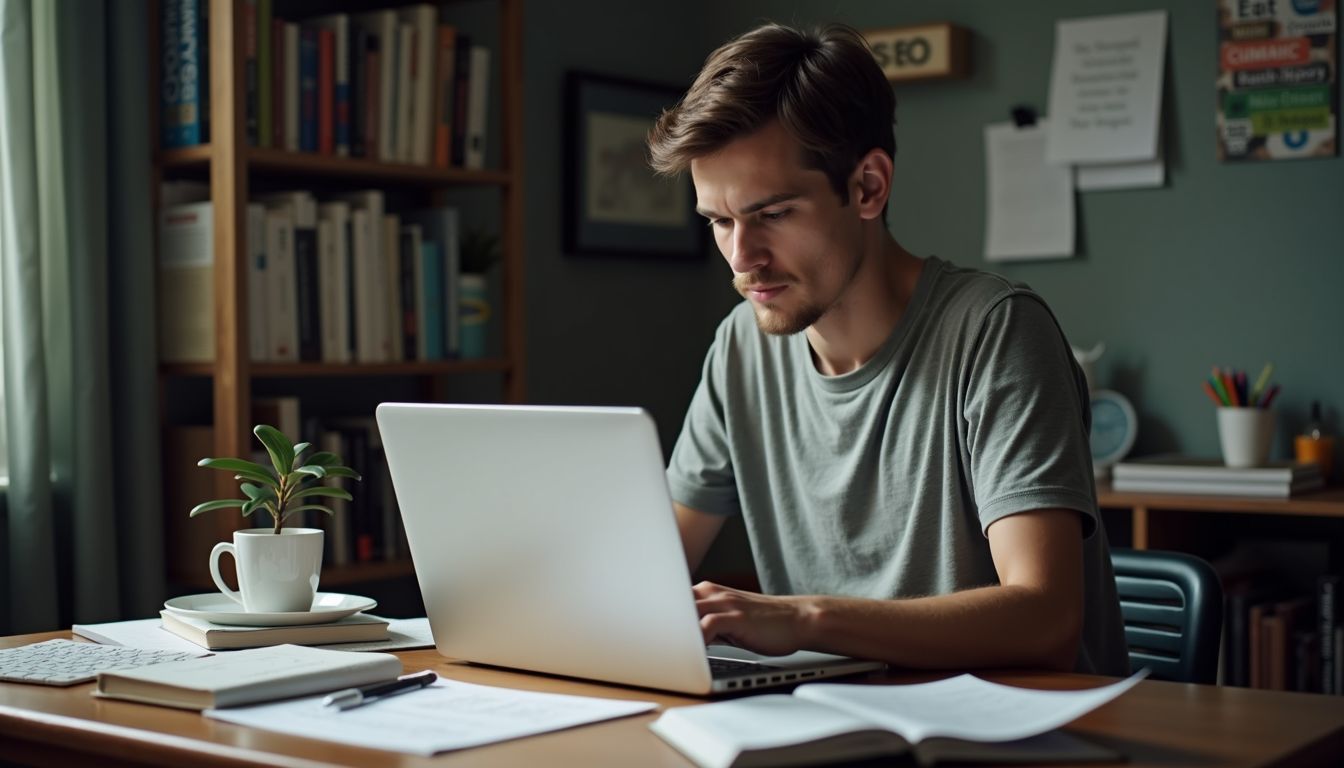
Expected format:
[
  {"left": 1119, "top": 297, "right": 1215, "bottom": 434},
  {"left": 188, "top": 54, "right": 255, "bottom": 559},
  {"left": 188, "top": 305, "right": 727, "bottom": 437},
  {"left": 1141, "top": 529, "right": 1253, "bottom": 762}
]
[{"left": 163, "top": 592, "right": 378, "bottom": 627}]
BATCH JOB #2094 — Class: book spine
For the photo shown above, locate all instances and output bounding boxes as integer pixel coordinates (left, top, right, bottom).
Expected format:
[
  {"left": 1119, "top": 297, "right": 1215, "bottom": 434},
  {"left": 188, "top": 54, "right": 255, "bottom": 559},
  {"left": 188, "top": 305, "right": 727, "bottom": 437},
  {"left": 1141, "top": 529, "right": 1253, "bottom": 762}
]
[
  {"left": 333, "top": 15, "right": 350, "bottom": 156},
  {"left": 432, "top": 25, "right": 456, "bottom": 167},
  {"left": 349, "top": 23, "right": 367, "bottom": 157},
  {"left": 257, "top": 0, "right": 271, "bottom": 147},
  {"left": 1322, "top": 574, "right": 1340, "bottom": 694},
  {"left": 293, "top": 223, "right": 321, "bottom": 362},
  {"left": 161, "top": 0, "right": 203, "bottom": 148},
  {"left": 299, "top": 26, "right": 318, "bottom": 153},
  {"left": 317, "top": 27, "right": 334, "bottom": 155},
  {"left": 420, "top": 242, "right": 443, "bottom": 360},
  {"left": 271, "top": 18, "right": 285, "bottom": 149},
  {"left": 399, "top": 228, "right": 418, "bottom": 360},
  {"left": 243, "top": 0, "right": 258, "bottom": 145},
  {"left": 451, "top": 33, "right": 471, "bottom": 166},
  {"left": 464, "top": 46, "right": 490, "bottom": 170},
  {"left": 246, "top": 204, "right": 268, "bottom": 362}
]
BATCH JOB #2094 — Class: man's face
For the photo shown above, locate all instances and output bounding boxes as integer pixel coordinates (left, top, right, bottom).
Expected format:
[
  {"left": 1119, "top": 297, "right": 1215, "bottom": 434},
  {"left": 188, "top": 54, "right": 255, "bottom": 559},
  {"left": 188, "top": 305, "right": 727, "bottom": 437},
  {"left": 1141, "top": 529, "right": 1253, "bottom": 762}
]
[{"left": 690, "top": 122, "right": 864, "bottom": 335}]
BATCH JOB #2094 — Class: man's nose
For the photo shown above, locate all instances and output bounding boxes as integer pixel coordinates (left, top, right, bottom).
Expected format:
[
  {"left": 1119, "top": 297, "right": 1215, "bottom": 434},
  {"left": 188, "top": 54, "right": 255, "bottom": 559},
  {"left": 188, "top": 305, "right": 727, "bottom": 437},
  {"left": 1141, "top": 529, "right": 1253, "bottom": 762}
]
[{"left": 727, "top": 223, "right": 767, "bottom": 275}]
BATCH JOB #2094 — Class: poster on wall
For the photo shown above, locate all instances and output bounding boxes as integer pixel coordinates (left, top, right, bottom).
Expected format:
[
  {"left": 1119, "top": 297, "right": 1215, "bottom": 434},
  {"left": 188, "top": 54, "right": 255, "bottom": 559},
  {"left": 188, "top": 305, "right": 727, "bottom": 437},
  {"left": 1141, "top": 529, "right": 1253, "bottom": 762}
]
[{"left": 1217, "top": 0, "right": 1338, "bottom": 161}]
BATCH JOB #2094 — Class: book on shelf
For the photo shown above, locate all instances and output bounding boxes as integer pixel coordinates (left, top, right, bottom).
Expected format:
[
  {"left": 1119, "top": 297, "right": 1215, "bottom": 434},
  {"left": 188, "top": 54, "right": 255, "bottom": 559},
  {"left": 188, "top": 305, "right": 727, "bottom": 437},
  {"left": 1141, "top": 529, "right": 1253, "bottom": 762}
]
[
  {"left": 159, "top": 610, "right": 389, "bottom": 651},
  {"left": 158, "top": 201, "right": 214, "bottom": 363},
  {"left": 650, "top": 673, "right": 1143, "bottom": 768},
  {"left": 1111, "top": 455, "right": 1323, "bottom": 497},
  {"left": 463, "top": 44, "right": 491, "bottom": 169},
  {"left": 95, "top": 644, "right": 401, "bottom": 710},
  {"left": 161, "top": 0, "right": 206, "bottom": 148}
]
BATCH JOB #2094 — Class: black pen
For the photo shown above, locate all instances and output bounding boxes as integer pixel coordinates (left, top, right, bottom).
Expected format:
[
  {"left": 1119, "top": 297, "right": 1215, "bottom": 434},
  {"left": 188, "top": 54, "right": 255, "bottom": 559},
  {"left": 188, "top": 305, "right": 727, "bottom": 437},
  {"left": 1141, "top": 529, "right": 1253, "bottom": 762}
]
[{"left": 322, "top": 670, "right": 438, "bottom": 711}]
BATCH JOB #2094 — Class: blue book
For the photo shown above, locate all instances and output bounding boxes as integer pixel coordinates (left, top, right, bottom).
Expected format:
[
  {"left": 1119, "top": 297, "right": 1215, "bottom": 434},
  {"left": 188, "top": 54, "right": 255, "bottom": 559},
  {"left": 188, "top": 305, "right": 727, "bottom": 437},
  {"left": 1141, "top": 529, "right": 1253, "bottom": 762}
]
[
  {"left": 161, "top": 0, "right": 204, "bottom": 147},
  {"left": 299, "top": 26, "right": 318, "bottom": 152},
  {"left": 420, "top": 242, "right": 444, "bottom": 360}
]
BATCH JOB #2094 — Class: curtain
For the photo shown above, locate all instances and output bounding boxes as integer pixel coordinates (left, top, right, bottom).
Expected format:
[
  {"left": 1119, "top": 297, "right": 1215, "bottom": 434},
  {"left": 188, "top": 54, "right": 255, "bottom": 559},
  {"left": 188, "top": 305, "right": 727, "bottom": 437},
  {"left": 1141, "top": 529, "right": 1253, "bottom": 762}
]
[{"left": 0, "top": 0, "right": 162, "bottom": 634}]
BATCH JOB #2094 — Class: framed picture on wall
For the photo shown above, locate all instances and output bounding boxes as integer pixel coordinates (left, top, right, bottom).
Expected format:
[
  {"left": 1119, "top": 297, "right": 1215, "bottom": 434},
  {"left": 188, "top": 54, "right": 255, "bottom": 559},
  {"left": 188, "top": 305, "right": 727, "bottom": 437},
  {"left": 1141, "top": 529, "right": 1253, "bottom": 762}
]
[{"left": 563, "top": 71, "right": 705, "bottom": 259}]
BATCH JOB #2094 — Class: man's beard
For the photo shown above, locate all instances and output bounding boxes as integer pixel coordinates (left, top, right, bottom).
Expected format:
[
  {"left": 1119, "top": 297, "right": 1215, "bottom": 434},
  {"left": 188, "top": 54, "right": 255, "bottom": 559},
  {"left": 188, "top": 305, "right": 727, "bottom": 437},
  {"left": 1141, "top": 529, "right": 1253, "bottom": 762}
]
[{"left": 732, "top": 270, "right": 824, "bottom": 336}]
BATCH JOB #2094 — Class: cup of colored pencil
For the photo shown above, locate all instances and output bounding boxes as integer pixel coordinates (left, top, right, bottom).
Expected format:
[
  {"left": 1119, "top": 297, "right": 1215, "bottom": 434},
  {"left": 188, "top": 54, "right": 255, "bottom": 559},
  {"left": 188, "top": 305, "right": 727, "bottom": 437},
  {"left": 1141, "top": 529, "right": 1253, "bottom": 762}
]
[{"left": 1205, "top": 364, "right": 1277, "bottom": 467}]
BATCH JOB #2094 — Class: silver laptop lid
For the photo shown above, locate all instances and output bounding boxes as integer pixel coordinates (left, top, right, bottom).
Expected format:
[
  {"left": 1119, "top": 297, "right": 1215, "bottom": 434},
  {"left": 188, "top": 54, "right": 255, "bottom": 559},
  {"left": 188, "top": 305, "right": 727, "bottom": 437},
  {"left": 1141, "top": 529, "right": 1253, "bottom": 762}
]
[{"left": 376, "top": 403, "right": 715, "bottom": 694}]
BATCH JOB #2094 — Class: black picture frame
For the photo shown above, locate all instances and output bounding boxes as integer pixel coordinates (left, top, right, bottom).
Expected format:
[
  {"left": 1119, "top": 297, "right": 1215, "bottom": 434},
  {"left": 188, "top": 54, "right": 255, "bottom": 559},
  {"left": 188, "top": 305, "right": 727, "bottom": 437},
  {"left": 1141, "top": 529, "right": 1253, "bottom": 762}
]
[{"left": 563, "top": 71, "right": 705, "bottom": 259}]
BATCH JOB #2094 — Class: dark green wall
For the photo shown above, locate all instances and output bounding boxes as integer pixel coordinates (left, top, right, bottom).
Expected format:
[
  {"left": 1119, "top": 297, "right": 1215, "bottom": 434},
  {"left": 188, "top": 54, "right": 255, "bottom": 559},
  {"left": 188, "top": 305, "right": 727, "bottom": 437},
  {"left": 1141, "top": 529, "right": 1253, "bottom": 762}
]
[{"left": 524, "top": 0, "right": 1344, "bottom": 465}]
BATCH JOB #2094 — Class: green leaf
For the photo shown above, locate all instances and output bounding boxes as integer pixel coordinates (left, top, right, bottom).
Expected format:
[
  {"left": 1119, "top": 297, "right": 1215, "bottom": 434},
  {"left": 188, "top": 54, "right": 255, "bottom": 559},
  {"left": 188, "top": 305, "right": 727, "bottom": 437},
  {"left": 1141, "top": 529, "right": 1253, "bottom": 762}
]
[
  {"left": 254, "top": 424, "right": 295, "bottom": 475},
  {"left": 189, "top": 499, "right": 246, "bottom": 517},
  {"left": 240, "top": 482, "right": 272, "bottom": 500},
  {"left": 279, "top": 504, "right": 334, "bottom": 524},
  {"left": 291, "top": 486, "right": 353, "bottom": 501},
  {"left": 293, "top": 441, "right": 312, "bottom": 458},
  {"left": 305, "top": 451, "right": 341, "bottom": 467},
  {"left": 293, "top": 464, "right": 328, "bottom": 479},
  {"left": 198, "top": 457, "right": 277, "bottom": 486},
  {"left": 322, "top": 466, "right": 362, "bottom": 481},
  {"left": 241, "top": 498, "right": 268, "bottom": 517}
]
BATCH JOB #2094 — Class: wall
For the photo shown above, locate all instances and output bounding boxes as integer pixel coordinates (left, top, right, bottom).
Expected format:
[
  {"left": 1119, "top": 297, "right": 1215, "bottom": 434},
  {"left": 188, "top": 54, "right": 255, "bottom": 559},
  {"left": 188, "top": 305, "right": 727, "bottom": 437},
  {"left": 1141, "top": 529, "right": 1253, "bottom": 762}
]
[
  {"left": 525, "top": 0, "right": 1344, "bottom": 465},
  {"left": 522, "top": 1, "right": 736, "bottom": 455}
]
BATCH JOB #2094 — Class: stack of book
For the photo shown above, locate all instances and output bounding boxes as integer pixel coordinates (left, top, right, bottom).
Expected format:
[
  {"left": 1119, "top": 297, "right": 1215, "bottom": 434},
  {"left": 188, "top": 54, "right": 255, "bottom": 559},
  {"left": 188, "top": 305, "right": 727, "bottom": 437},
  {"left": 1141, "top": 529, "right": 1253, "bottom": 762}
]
[
  {"left": 1111, "top": 456, "right": 1324, "bottom": 498},
  {"left": 159, "top": 611, "right": 390, "bottom": 651}
]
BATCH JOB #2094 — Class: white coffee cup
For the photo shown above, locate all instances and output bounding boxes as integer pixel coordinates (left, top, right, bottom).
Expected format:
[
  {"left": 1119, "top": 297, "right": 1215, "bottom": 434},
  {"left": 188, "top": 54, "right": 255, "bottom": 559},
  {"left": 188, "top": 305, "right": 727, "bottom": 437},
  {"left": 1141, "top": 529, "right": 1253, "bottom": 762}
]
[
  {"left": 1217, "top": 407, "right": 1275, "bottom": 468},
  {"left": 209, "top": 528, "right": 324, "bottom": 613}
]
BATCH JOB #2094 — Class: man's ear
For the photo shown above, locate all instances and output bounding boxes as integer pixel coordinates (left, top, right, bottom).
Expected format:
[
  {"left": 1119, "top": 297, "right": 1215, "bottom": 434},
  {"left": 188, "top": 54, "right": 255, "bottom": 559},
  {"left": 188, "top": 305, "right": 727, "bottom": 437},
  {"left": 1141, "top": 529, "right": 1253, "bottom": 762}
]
[{"left": 851, "top": 148, "right": 892, "bottom": 221}]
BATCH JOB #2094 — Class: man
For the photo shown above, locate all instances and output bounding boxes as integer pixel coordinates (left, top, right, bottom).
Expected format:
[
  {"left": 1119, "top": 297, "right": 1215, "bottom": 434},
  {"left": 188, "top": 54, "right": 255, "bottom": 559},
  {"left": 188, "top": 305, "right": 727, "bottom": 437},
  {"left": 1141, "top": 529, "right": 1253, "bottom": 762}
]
[{"left": 647, "top": 23, "right": 1128, "bottom": 675}]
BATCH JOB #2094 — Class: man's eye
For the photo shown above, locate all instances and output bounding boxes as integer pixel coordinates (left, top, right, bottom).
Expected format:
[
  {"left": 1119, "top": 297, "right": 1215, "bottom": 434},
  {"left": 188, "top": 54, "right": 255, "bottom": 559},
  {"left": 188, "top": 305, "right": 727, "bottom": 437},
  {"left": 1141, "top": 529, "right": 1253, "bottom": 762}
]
[
  {"left": 708, "top": 218, "right": 731, "bottom": 228},
  {"left": 761, "top": 210, "right": 789, "bottom": 222}
]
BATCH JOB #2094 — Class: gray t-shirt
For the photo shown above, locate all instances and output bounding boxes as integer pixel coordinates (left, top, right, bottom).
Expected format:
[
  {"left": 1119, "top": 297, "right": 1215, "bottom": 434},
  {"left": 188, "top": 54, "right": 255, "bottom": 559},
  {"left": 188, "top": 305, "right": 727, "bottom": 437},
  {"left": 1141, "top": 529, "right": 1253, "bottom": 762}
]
[{"left": 667, "top": 256, "right": 1128, "bottom": 676}]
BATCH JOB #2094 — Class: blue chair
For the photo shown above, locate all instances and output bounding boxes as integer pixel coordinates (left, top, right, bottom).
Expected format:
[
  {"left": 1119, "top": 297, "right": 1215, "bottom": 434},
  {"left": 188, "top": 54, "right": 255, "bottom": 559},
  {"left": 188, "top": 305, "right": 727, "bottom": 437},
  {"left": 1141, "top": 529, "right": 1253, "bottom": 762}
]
[{"left": 1110, "top": 548, "right": 1223, "bottom": 684}]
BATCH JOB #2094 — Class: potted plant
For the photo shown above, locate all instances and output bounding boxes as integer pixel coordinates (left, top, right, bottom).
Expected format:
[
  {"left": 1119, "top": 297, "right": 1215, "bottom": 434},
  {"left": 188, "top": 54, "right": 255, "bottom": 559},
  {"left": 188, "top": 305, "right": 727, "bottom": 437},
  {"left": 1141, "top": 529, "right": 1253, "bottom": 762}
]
[
  {"left": 190, "top": 424, "right": 360, "bottom": 533},
  {"left": 459, "top": 227, "right": 500, "bottom": 360},
  {"left": 190, "top": 425, "right": 361, "bottom": 613}
]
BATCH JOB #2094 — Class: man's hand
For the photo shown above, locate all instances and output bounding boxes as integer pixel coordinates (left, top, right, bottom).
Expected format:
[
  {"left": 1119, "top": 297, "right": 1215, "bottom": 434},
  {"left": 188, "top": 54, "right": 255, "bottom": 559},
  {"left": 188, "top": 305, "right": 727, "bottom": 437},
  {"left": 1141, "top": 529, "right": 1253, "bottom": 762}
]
[{"left": 693, "top": 581, "right": 817, "bottom": 657}]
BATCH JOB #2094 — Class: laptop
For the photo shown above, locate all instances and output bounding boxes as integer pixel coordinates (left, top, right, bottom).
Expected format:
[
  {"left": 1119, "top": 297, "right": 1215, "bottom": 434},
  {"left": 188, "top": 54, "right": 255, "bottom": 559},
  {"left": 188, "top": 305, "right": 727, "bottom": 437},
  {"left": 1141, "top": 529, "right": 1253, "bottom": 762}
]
[{"left": 375, "top": 403, "right": 885, "bottom": 695}]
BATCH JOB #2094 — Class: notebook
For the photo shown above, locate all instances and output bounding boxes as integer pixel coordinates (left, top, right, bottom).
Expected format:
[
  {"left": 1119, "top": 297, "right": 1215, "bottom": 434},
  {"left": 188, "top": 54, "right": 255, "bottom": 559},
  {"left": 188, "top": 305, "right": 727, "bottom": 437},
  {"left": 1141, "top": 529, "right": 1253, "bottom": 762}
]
[{"left": 376, "top": 403, "right": 884, "bottom": 695}]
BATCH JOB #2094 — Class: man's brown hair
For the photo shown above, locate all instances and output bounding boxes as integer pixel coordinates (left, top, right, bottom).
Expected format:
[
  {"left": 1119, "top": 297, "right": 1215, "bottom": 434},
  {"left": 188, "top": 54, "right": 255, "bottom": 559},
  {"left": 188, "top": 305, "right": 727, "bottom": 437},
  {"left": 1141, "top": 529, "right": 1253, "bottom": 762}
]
[{"left": 647, "top": 23, "right": 896, "bottom": 205}]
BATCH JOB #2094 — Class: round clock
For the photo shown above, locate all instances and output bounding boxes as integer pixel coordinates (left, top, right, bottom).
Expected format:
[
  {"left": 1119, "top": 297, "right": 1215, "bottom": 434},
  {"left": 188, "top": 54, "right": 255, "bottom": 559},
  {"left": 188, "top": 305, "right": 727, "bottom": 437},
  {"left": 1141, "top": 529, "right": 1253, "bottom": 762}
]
[{"left": 1090, "top": 389, "right": 1137, "bottom": 479}]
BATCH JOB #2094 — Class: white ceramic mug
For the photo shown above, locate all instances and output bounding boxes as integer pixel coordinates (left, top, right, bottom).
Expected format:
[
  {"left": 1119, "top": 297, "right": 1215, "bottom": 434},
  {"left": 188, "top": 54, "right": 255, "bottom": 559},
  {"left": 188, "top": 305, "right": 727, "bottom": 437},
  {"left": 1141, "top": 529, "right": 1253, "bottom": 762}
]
[
  {"left": 209, "top": 528, "right": 324, "bottom": 613},
  {"left": 1217, "top": 407, "right": 1276, "bottom": 468}
]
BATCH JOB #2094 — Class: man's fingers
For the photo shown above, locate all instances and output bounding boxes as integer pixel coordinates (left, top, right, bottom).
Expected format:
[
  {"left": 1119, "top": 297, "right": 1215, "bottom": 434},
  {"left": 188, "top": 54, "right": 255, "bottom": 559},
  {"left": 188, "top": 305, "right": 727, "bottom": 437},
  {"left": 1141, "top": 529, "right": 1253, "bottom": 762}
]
[{"left": 700, "top": 612, "right": 741, "bottom": 643}]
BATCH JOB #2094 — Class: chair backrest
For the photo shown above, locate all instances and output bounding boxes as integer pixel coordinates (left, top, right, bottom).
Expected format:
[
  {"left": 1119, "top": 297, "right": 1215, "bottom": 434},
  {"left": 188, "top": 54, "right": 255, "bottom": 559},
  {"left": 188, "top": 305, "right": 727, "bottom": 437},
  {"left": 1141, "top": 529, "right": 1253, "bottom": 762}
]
[{"left": 1110, "top": 547, "right": 1223, "bottom": 684}]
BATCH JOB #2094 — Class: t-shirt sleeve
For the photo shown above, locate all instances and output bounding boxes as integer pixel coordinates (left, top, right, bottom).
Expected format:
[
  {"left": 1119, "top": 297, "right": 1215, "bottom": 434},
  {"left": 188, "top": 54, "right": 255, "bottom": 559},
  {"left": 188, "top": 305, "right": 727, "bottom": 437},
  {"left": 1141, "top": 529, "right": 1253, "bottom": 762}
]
[
  {"left": 666, "top": 322, "right": 742, "bottom": 517},
  {"left": 962, "top": 292, "right": 1099, "bottom": 537}
]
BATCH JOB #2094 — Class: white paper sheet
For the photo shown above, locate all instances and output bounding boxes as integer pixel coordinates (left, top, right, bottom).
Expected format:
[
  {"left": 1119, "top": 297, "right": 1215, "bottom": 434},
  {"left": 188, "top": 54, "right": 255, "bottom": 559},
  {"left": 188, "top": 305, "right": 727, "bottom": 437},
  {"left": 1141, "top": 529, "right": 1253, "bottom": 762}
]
[
  {"left": 72, "top": 617, "right": 435, "bottom": 654},
  {"left": 73, "top": 619, "right": 212, "bottom": 655},
  {"left": 205, "top": 678, "right": 658, "bottom": 755},
  {"left": 798, "top": 669, "right": 1149, "bottom": 744},
  {"left": 1076, "top": 153, "right": 1165, "bottom": 191},
  {"left": 1045, "top": 11, "right": 1167, "bottom": 165},
  {"left": 983, "top": 121, "right": 1074, "bottom": 261}
]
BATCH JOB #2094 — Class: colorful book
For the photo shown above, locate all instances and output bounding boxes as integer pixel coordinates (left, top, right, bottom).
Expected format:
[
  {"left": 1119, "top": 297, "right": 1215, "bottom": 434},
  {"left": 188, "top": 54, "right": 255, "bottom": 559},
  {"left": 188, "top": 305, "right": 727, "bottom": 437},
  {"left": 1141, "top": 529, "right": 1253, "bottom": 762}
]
[{"left": 161, "top": 0, "right": 205, "bottom": 148}]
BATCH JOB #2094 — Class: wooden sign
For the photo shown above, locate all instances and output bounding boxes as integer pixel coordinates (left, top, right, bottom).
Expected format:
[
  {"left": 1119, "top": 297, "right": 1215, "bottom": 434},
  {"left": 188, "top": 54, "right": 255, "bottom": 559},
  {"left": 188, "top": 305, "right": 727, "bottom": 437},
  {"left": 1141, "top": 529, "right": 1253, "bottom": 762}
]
[{"left": 865, "top": 23, "right": 970, "bottom": 82}]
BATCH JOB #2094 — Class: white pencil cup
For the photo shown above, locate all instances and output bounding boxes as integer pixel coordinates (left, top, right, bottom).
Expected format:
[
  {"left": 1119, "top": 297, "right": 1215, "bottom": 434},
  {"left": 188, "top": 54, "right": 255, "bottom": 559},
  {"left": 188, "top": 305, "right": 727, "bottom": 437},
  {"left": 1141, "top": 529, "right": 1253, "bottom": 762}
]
[{"left": 1217, "top": 407, "right": 1275, "bottom": 468}]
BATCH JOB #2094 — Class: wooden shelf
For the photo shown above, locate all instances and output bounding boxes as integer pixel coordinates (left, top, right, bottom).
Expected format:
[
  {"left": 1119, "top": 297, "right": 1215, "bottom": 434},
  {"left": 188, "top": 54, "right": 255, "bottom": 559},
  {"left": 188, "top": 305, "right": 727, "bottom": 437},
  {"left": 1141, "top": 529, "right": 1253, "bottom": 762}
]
[
  {"left": 1097, "top": 484, "right": 1344, "bottom": 518},
  {"left": 320, "top": 559, "right": 416, "bottom": 587},
  {"left": 161, "top": 358, "right": 512, "bottom": 378},
  {"left": 160, "top": 145, "right": 512, "bottom": 186}
]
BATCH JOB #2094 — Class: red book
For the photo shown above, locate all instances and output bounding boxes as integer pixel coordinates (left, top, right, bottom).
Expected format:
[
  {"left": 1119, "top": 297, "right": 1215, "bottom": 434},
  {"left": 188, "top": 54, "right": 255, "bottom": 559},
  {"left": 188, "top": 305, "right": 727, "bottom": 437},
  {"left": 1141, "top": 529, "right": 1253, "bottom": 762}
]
[
  {"left": 317, "top": 28, "right": 334, "bottom": 155},
  {"left": 432, "top": 25, "right": 457, "bottom": 167}
]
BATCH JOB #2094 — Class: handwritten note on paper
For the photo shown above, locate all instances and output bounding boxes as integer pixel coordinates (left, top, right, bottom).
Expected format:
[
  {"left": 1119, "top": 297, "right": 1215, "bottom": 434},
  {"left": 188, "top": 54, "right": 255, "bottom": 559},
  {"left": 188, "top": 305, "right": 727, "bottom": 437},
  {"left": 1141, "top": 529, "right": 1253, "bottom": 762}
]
[
  {"left": 1045, "top": 11, "right": 1167, "bottom": 165},
  {"left": 983, "top": 121, "right": 1074, "bottom": 262},
  {"left": 205, "top": 679, "right": 658, "bottom": 756}
]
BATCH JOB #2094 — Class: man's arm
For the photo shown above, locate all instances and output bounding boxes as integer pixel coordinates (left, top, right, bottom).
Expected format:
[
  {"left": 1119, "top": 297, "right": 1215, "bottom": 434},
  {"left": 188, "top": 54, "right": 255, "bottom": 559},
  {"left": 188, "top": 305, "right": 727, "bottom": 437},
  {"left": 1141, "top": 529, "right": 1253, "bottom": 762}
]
[
  {"left": 694, "top": 508, "right": 1085, "bottom": 671},
  {"left": 675, "top": 502, "right": 726, "bottom": 575}
]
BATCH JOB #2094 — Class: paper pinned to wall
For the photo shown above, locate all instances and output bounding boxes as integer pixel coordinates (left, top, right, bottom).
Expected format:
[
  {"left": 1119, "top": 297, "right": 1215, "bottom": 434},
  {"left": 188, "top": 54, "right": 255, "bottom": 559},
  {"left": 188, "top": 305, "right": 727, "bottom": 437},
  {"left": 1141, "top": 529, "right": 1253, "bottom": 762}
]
[
  {"left": 1045, "top": 11, "right": 1168, "bottom": 166},
  {"left": 1075, "top": 143, "right": 1166, "bottom": 191},
  {"left": 983, "top": 121, "right": 1074, "bottom": 261}
]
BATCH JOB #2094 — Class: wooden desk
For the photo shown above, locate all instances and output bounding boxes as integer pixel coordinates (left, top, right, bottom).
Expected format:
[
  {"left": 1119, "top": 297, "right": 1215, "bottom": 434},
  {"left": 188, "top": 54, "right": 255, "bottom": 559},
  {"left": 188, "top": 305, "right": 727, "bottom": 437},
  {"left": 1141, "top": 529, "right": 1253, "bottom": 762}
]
[{"left": 2, "top": 632, "right": 1342, "bottom": 767}]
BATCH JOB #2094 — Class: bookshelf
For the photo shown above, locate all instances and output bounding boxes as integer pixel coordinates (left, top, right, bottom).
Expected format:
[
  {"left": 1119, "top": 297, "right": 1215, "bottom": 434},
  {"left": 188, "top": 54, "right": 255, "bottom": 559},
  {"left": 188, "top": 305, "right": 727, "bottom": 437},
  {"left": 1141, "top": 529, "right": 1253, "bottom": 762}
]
[
  {"left": 152, "top": 0, "right": 525, "bottom": 589},
  {"left": 1097, "top": 485, "right": 1344, "bottom": 550}
]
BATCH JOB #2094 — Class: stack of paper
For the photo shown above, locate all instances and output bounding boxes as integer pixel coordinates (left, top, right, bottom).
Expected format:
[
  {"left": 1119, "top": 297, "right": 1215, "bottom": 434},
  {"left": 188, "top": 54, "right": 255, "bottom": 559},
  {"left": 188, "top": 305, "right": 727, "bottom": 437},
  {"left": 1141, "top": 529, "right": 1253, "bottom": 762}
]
[{"left": 1112, "top": 456, "right": 1324, "bottom": 498}]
